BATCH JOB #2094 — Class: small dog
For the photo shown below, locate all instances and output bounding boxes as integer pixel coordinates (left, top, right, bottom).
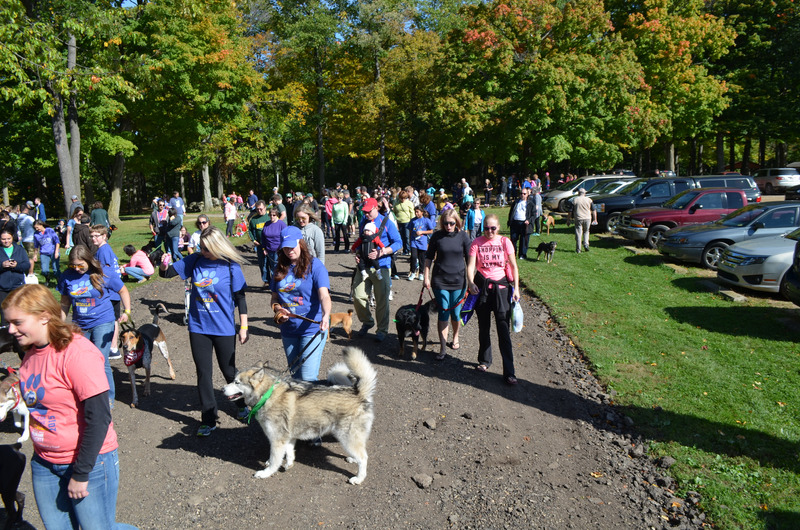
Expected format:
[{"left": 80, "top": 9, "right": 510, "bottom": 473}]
[
  {"left": 536, "top": 241, "right": 557, "bottom": 263},
  {"left": 545, "top": 214, "right": 556, "bottom": 235},
  {"left": 394, "top": 301, "right": 432, "bottom": 359},
  {"left": 330, "top": 309, "right": 354, "bottom": 339},
  {"left": 118, "top": 304, "right": 176, "bottom": 408},
  {"left": 0, "top": 327, "right": 24, "bottom": 361},
  {"left": 223, "top": 347, "right": 377, "bottom": 484},
  {"left": 143, "top": 243, "right": 165, "bottom": 269},
  {"left": 0, "top": 372, "right": 29, "bottom": 528}
]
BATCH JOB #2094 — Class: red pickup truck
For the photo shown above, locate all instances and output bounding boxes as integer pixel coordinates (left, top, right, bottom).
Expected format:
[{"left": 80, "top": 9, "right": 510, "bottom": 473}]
[{"left": 616, "top": 188, "right": 748, "bottom": 248}]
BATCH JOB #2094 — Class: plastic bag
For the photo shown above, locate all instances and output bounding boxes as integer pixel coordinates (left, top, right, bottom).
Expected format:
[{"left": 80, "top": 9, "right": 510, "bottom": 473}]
[
  {"left": 511, "top": 291, "right": 523, "bottom": 333},
  {"left": 459, "top": 291, "right": 480, "bottom": 325},
  {"left": 24, "top": 274, "right": 39, "bottom": 285}
]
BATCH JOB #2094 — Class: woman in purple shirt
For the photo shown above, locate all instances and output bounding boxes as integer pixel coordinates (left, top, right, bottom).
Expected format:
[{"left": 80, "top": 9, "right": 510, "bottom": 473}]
[{"left": 260, "top": 208, "right": 287, "bottom": 289}]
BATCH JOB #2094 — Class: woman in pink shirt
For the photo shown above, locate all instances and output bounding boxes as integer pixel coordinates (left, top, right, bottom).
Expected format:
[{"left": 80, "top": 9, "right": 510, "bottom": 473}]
[
  {"left": 466, "top": 213, "right": 521, "bottom": 385},
  {"left": 121, "top": 244, "right": 155, "bottom": 283},
  {"left": 3, "top": 284, "right": 135, "bottom": 529}
]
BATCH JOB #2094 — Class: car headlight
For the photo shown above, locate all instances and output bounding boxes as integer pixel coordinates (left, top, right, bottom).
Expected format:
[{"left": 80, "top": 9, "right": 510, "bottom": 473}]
[
  {"left": 596, "top": 203, "right": 605, "bottom": 213},
  {"left": 738, "top": 256, "right": 768, "bottom": 266},
  {"left": 630, "top": 219, "right": 646, "bottom": 228},
  {"left": 671, "top": 237, "right": 690, "bottom": 245}
]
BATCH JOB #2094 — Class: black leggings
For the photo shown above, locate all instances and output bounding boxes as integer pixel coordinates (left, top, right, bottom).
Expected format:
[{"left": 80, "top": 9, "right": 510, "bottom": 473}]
[
  {"left": 189, "top": 332, "right": 244, "bottom": 425},
  {"left": 410, "top": 247, "right": 425, "bottom": 273},
  {"left": 334, "top": 223, "right": 350, "bottom": 252}
]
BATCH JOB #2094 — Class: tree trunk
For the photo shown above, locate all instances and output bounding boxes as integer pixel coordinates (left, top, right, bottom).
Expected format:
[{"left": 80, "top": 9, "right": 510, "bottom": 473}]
[
  {"left": 697, "top": 143, "right": 704, "bottom": 174},
  {"left": 202, "top": 163, "right": 213, "bottom": 212},
  {"left": 108, "top": 151, "right": 125, "bottom": 224},
  {"left": 689, "top": 138, "right": 697, "bottom": 176},
  {"left": 728, "top": 134, "right": 735, "bottom": 169},
  {"left": 48, "top": 87, "right": 79, "bottom": 216},
  {"left": 777, "top": 142, "right": 787, "bottom": 167},
  {"left": 67, "top": 34, "right": 80, "bottom": 187},
  {"left": 741, "top": 136, "right": 752, "bottom": 175},
  {"left": 758, "top": 135, "right": 766, "bottom": 168},
  {"left": 665, "top": 141, "right": 675, "bottom": 171},
  {"left": 716, "top": 132, "right": 725, "bottom": 173}
]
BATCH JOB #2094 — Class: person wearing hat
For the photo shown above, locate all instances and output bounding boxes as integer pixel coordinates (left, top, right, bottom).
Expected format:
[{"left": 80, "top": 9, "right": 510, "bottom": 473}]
[
  {"left": 68, "top": 194, "right": 83, "bottom": 218},
  {"left": 571, "top": 187, "right": 597, "bottom": 253},
  {"left": 352, "top": 197, "right": 402, "bottom": 342},
  {"left": 271, "top": 226, "right": 331, "bottom": 381}
]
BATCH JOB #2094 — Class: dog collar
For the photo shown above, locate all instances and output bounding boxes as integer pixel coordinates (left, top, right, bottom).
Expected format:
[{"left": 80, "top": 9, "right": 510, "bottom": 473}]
[{"left": 246, "top": 380, "right": 280, "bottom": 424}]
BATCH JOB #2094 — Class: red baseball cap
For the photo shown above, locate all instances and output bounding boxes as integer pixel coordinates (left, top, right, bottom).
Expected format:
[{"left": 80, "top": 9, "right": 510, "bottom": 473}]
[{"left": 361, "top": 197, "right": 378, "bottom": 212}]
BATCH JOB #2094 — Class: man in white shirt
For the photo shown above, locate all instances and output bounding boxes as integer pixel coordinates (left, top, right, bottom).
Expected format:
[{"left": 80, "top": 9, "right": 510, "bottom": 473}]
[{"left": 571, "top": 188, "right": 598, "bottom": 253}]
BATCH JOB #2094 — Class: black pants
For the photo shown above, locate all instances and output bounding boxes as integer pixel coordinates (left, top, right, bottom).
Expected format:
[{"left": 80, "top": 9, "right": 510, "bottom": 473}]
[
  {"left": 476, "top": 303, "right": 515, "bottom": 378},
  {"left": 189, "top": 332, "right": 244, "bottom": 425},
  {"left": 226, "top": 219, "right": 235, "bottom": 237},
  {"left": 410, "top": 247, "right": 425, "bottom": 273},
  {"left": 334, "top": 223, "right": 350, "bottom": 252},
  {"left": 509, "top": 220, "right": 530, "bottom": 258}
]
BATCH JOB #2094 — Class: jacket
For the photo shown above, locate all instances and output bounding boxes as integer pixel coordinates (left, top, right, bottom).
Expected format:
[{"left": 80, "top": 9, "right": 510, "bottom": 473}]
[
  {"left": 507, "top": 197, "right": 537, "bottom": 234},
  {"left": 0, "top": 244, "right": 30, "bottom": 291}
]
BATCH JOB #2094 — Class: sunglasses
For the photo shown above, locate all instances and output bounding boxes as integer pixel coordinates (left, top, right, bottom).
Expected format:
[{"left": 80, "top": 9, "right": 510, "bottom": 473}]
[
  {"left": 485, "top": 226, "right": 499, "bottom": 231},
  {"left": 444, "top": 221, "right": 456, "bottom": 226},
  {"left": 198, "top": 221, "right": 209, "bottom": 225}
]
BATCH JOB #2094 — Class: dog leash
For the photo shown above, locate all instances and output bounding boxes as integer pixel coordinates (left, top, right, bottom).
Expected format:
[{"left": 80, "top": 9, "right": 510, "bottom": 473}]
[
  {"left": 415, "top": 285, "right": 435, "bottom": 311},
  {"left": 283, "top": 329, "right": 325, "bottom": 377}
]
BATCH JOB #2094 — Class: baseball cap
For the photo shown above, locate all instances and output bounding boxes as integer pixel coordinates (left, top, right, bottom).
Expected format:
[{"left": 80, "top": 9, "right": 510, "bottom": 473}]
[
  {"left": 361, "top": 197, "right": 378, "bottom": 212},
  {"left": 279, "top": 226, "right": 303, "bottom": 249},
  {"left": 26, "top": 201, "right": 34, "bottom": 208},
  {"left": 306, "top": 193, "right": 313, "bottom": 198},
  {"left": 71, "top": 195, "right": 78, "bottom": 200}
]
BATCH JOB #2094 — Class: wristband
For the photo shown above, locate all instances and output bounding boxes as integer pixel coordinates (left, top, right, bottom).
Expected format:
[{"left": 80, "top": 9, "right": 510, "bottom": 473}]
[
  {"left": 240, "top": 325, "right": 248, "bottom": 330},
  {"left": 124, "top": 309, "right": 131, "bottom": 314}
]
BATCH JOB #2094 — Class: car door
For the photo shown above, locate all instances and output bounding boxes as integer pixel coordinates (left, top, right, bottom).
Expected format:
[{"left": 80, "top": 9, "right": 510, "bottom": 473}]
[
  {"left": 689, "top": 191, "right": 730, "bottom": 224},
  {"left": 639, "top": 181, "right": 672, "bottom": 207},
  {"left": 749, "top": 206, "right": 800, "bottom": 240}
]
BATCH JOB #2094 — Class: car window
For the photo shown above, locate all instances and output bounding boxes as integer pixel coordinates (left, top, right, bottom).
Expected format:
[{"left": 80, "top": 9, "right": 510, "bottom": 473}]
[
  {"left": 786, "top": 227, "right": 800, "bottom": 241},
  {"left": 696, "top": 192, "right": 724, "bottom": 209},
  {"left": 674, "top": 180, "right": 692, "bottom": 193},
  {"left": 774, "top": 169, "right": 800, "bottom": 176},
  {"left": 647, "top": 182, "right": 671, "bottom": 198},
  {"left": 726, "top": 192, "right": 745, "bottom": 210},
  {"left": 618, "top": 179, "right": 649, "bottom": 195},
  {"left": 663, "top": 189, "right": 696, "bottom": 209},
  {"left": 724, "top": 178, "right": 753, "bottom": 189},
  {"left": 698, "top": 179, "right": 724, "bottom": 187},
  {"left": 721, "top": 204, "right": 768, "bottom": 227},
  {"left": 759, "top": 207, "right": 798, "bottom": 228}
]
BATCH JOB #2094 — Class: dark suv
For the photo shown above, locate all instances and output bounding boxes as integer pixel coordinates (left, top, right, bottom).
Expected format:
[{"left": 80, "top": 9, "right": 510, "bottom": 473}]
[{"left": 593, "top": 175, "right": 760, "bottom": 232}]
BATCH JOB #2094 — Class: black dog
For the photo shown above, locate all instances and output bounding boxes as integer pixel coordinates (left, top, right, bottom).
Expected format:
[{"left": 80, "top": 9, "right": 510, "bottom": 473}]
[
  {"left": 0, "top": 445, "right": 25, "bottom": 530},
  {"left": 394, "top": 301, "right": 432, "bottom": 360},
  {"left": 536, "top": 241, "right": 557, "bottom": 263},
  {"left": 142, "top": 242, "right": 165, "bottom": 269}
]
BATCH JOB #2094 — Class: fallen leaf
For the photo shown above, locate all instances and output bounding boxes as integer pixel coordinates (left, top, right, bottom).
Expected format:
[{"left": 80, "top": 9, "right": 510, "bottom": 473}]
[
  {"left": 590, "top": 471, "right": 603, "bottom": 478},
  {"left": 777, "top": 402, "right": 786, "bottom": 407}
]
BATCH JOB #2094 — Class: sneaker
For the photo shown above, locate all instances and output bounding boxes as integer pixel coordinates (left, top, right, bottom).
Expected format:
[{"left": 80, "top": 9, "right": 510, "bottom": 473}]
[
  {"left": 407, "top": 272, "right": 417, "bottom": 281},
  {"left": 369, "top": 296, "right": 376, "bottom": 308},
  {"left": 392, "top": 274, "right": 400, "bottom": 280},
  {"left": 137, "top": 278, "right": 148, "bottom": 284},
  {"left": 374, "top": 332, "right": 387, "bottom": 343},
  {"left": 196, "top": 424, "right": 217, "bottom": 437},
  {"left": 236, "top": 407, "right": 251, "bottom": 422},
  {"left": 358, "top": 325, "right": 372, "bottom": 338},
  {"left": 389, "top": 290, "right": 394, "bottom": 301},
  {"left": 584, "top": 245, "right": 590, "bottom": 252},
  {"left": 108, "top": 349, "right": 122, "bottom": 360}
]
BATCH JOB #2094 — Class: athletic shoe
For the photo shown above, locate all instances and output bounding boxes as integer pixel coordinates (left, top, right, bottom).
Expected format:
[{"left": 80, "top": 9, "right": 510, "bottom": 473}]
[
  {"left": 392, "top": 274, "right": 400, "bottom": 280},
  {"left": 407, "top": 272, "right": 417, "bottom": 281},
  {"left": 389, "top": 290, "right": 394, "bottom": 301},
  {"left": 374, "top": 332, "right": 387, "bottom": 343},
  {"left": 357, "top": 325, "right": 372, "bottom": 338},
  {"left": 196, "top": 424, "right": 217, "bottom": 437},
  {"left": 236, "top": 407, "right": 251, "bottom": 421},
  {"left": 108, "top": 349, "right": 122, "bottom": 360},
  {"left": 369, "top": 295, "right": 376, "bottom": 307}
]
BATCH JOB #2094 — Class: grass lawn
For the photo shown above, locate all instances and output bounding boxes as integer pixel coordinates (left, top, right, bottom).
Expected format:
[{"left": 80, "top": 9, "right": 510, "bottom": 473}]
[{"left": 487, "top": 206, "right": 800, "bottom": 530}]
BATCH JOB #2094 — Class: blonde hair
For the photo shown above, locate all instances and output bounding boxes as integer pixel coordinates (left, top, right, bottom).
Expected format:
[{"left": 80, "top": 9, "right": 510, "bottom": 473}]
[
  {"left": 2, "top": 284, "right": 81, "bottom": 351},
  {"left": 199, "top": 225, "right": 245, "bottom": 265},
  {"left": 438, "top": 208, "right": 463, "bottom": 230},
  {"left": 90, "top": 224, "right": 108, "bottom": 237},
  {"left": 294, "top": 204, "right": 320, "bottom": 224}
]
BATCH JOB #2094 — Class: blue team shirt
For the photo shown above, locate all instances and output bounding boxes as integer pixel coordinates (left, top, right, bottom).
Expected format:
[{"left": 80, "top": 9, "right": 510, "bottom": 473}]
[
  {"left": 58, "top": 270, "right": 123, "bottom": 329},
  {"left": 409, "top": 216, "right": 435, "bottom": 251},
  {"left": 271, "top": 258, "right": 330, "bottom": 338},
  {"left": 173, "top": 253, "right": 247, "bottom": 336},
  {"left": 95, "top": 244, "right": 121, "bottom": 301}
]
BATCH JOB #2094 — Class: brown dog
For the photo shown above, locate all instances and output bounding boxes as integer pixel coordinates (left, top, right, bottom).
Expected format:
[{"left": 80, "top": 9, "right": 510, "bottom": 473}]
[
  {"left": 545, "top": 214, "right": 556, "bottom": 235},
  {"left": 330, "top": 309, "right": 354, "bottom": 339},
  {"left": 118, "top": 304, "right": 175, "bottom": 408}
]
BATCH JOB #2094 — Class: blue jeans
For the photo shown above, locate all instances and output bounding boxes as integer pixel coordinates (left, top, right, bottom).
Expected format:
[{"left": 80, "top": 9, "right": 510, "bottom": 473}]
[
  {"left": 85, "top": 321, "right": 116, "bottom": 404},
  {"left": 31, "top": 450, "right": 137, "bottom": 530},
  {"left": 265, "top": 251, "right": 278, "bottom": 286},
  {"left": 169, "top": 236, "right": 182, "bottom": 261},
  {"left": 40, "top": 253, "right": 61, "bottom": 282},
  {"left": 434, "top": 287, "right": 466, "bottom": 322},
  {"left": 282, "top": 331, "right": 328, "bottom": 382},
  {"left": 123, "top": 267, "right": 149, "bottom": 281}
]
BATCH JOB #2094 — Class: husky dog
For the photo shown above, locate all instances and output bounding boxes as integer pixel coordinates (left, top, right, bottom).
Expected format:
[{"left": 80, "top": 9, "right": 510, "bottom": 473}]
[
  {"left": 223, "top": 347, "right": 376, "bottom": 484},
  {"left": 536, "top": 241, "right": 557, "bottom": 263}
]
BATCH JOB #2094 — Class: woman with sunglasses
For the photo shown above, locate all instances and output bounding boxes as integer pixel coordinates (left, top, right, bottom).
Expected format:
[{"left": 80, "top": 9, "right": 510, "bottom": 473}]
[
  {"left": 160, "top": 226, "right": 248, "bottom": 437},
  {"left": 2, "top": 284, "right": 137, "bottom": 529},
  {"left": 188, "top": 215, "right": 210, "bottom": 254},
  {"left": 260, "top": 207, "right": 287, "bottom": 289},
  {"left": 466, "top": 213, "right": 520, "bottom": 385},
  {"left": 423, "top": 209, "right": 471, "bottom": 360},
  {"left": 59, "top": 244, "right": 131, "bottom": 403}
]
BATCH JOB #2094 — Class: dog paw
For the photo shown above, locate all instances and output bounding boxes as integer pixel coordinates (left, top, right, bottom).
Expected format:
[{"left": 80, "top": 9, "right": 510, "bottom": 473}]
[
  {"left": 411, "top": 351, "right": 417, "bottom": 360},
  {"left": 254, "top": 469, "right": 275, "bottom": 479},
  {"left": 130, "top": 402, "right": 138, "bottom": 408},
  {"left": 348, "top": 476, "right": 364, "bottom": 485},
  {"left": 346, "top": 457, "right": 357, "bottom": 464}
]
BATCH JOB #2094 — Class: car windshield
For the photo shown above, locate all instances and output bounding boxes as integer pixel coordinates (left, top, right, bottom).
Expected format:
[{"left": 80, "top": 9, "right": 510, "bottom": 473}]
[
  {"left": 552, "top": 180, "right": 582, "bottom": 192},
  {"left": 590, "top": 181, "right": 623, "bottom": 194},
  {"left": 720, "top": 204, "right": 769, "bottom": 227},
  {"left": 615, "top": 179, "right": 649, "bottom": 195},
  {"left": 786, "top": 227, "right": 800, "bottom": 241},
  {"left": 661, "top": 189, "right": 702, "bottom": 210}
]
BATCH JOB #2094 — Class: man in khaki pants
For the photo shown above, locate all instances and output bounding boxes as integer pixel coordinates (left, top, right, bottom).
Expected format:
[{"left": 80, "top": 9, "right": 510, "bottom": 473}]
[{"left": 571, "top": 188, "right": 597, "bottom": 253}]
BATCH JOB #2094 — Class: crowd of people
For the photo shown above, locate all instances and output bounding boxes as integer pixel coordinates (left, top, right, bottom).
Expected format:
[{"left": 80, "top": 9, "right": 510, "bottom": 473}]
[{"left": 1, "top": 174, "right": 578, "bottom": 528}]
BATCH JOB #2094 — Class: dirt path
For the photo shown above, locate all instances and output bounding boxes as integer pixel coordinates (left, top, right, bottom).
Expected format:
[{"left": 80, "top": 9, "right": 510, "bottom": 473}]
[{"left": 2, "top": 242, "right": 704, "bottom": 529}]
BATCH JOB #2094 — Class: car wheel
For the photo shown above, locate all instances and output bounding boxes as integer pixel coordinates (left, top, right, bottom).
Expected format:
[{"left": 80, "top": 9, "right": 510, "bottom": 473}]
[
  {"left": 701, "top": 242, "right": 729, "bottom": 270},
  {"left": 558, "top": 199, "right": 569, "bottom": 213},
  {"left": 646, "top": 225, "right": 669, "bottom": 249},
  {"left": 779, "top": 274, "right": 789, "bottom": 299},
  {"left": 765, "top": 183, "right": 774, "bottom": 195},
  {"left": 604, "top": 212, "right": 621, "bottom": 233}
]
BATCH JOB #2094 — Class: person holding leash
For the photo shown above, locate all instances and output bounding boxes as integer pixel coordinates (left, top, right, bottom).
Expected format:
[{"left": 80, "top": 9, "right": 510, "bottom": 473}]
[
  {"left": 2, "top": 284, "right": 137, "bottom": 529},
  {"left": 160, "top": 225, "right": 249, "bottom": 437},
  {"left": 271, "top": 226, "right": 331, "bottom": 382}
]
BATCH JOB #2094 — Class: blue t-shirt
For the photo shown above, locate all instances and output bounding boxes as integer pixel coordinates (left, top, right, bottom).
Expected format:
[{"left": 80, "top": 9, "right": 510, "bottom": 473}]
[
  {"left": 271, "top": 258, "right": 330, "bottom": 339},
  {"left": 424, "top": 201, "right": 437, "bottom": 220},
  {"left": 173, "top": 253, "right": 247, "bottom": 336},
  {"left": 95, "top": 244, "right": 121, "bottom": 301},
  {"left": 409, "top": 216, "right": 435, "bottom": 251},
  {"left": 58, "top": 270, "right": 123, "bottom": 329}
]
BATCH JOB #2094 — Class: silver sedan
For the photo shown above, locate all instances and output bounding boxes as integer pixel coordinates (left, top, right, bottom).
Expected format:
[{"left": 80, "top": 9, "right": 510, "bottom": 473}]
[{"left": 717, "top": 228, "right": 800, "bottom": 294}]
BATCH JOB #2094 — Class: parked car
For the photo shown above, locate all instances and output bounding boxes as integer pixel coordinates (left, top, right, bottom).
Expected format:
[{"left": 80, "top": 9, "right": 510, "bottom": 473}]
[
  {"left": 754, "top": 167, "right": 800, "bottom": 194},
  {"left": 716, "top": 228, "right": 800, "bottom": 294},
  {"left": 562, "top": 179, "right": 637, "bottom": 212},
  {"left": 593, "top": 174, "right": 761, "bottom": 233},
  {"left": 781, "top": 239, "right": 800, "bottom": 307},
  {"left": 658, "top": 201, "right": 800, "bottom": 270},
  {"left": 542, "top": 175, "right": 623, "bottom": 213},
  {"left": 617, "top": 188, "right": 747, "bottom": 248},
  {"left": 785, "top": 184, "right": 800, "bottom": 201}
]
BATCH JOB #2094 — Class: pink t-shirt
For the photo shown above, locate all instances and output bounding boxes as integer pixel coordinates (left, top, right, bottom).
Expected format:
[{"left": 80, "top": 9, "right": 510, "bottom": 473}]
[
  {"left": 20, "top": 334, "right": 118, "bottom": 464},
  {"left": 469, "top": 235, "right": 514, "bottom": 281},
  {"left": 128, "top": 250, "right": 155, "bottom": 275}
]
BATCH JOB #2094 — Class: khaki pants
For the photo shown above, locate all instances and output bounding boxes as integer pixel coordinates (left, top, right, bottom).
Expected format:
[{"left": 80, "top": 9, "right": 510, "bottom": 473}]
[
  {"left": 575, "top": 219, "right": 591, "bottom": 251},
  {"left": 352, "top": 267, "right": 391, "bottom": 334}
]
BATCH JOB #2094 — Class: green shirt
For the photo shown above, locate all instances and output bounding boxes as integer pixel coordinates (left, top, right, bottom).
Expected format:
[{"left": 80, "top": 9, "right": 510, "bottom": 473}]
[{"left": 248, "top": 213, "right": 271, "bottom": 243}]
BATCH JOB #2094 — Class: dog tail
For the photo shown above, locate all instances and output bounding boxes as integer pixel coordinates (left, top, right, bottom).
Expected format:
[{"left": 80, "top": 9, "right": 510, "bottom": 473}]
[
  {"left": 152, "top": 303, "right": 168, "bottom": 325},
  {"left": 347, "top": 309, "right": 354, "bottom": 315},
  {"left": 342, "top": 347, "right": 377, "bottom": 402}
]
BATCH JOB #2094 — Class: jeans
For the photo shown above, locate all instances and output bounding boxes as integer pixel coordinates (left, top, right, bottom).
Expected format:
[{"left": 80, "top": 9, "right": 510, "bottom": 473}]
[
  {"left": 257, "top": 246, "right": 268, "bottom": 282},
  {"left": 31, "top": 450, "right": 137, "bottom": 530},
  {"left": 85, "top": 321, "right": 116, "bottom": 404},
  {"left": 397, "top": 222, "right": 409, "bottom": 254},
  {"left": 409, "top": 247, "right": 425, "bottom": 274},
  {"left": 123, "top": 267, "right": 149, "bottom": 281},
  {"left": 40, "top": 253, "right": 61, "bottom": 282},
  {"left": 282, "top": 331, "right": 328, "bottom": 382},
  {"left": 169, "top": 236, "right": 182, "bottom": 261},
  {"left": 265, "top": 251, "right": 278, "bottom": 286}
]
